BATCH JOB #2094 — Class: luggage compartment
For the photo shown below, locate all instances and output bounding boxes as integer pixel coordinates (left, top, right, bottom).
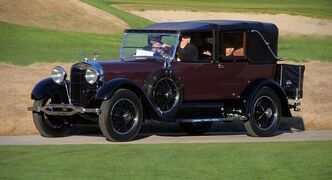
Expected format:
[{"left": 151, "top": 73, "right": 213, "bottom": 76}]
[{"left": 275, "top": 64, "right": 305, "bottom": 100}]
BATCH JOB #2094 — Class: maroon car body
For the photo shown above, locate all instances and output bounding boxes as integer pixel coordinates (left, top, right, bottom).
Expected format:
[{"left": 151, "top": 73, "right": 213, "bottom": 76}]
[{"left": 28, "top": 20, "right": 305, "bottom": 141}]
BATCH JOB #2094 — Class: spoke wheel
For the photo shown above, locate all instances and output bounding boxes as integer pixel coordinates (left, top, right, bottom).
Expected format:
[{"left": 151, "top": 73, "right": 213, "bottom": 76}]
[
  {"left": 152, "top": 78, "right": 180, "bottom": 113},
  {"left": 244, "top": 87, "right": 281, "bottom": 137},
  {"left": 110, "top": 99, "right": 139, "bottom": 135},
  {"left": 144, "top": 69, "right": 183, "bottom": 118},
  {"left": 99, "top": 89, "right": 143, "bottom": 142},
  {"left": 253, "top": 96, "right": 277, "bottom": 130}
]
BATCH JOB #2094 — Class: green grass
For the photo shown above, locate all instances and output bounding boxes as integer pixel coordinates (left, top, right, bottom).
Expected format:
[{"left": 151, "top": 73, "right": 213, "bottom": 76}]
[
  {"left": 107, "top": 0, "right": 332, "bottom": 19},
  {"left": 0, "top": 141, "right": 331, "bottom": 179},
  {"left": 279, "top": 36, "right": 332, "bottom": 62},
  {"left": 82, "top": 0, "right": 153, "bottom": 28},
  {"left": 0, "top": 22, "right": 123, "bottom": 65}
]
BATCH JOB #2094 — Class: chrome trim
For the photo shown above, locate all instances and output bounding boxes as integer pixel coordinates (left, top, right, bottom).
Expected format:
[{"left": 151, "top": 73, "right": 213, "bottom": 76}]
[
  {"left": 84, "top": 61, "right": 104, "bottom": 82},
  {"left": 119, "top": 32, "right": 127, "bottom": 61},
  {"left": 250, "top": 30, "right": 281, "bottom": 61},
  {"left": 71, "top": 61, "right": 104, "bottom": 83},
  {"left": 51, "top": 66, "right": 67, "bottom": 84},
  {"left": 64, "top": 80, "right": 72, "bottom": 105},
  {"left": 178, "top": 116, "right": 247, "bottom": 123},
  {"left": 27, "top": 104, "right": 100, "bottom": 116}
]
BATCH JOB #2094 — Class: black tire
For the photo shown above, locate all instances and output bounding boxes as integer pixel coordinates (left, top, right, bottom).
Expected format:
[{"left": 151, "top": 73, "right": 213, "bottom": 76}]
[
  {"left": 99, "top": 89, "right": 143, "bottom": 142},
  {"left": 179, "top": 122, "right": 212, "bottom": 135},
  {"left": 32, "top": 97, "right": 71, "bottom": 137},
  {"left": 244, "top": 87, "right": 281, "bottom": 137},
  {"left": 144, "top": 69, "right": 183, "bottom": 118}
]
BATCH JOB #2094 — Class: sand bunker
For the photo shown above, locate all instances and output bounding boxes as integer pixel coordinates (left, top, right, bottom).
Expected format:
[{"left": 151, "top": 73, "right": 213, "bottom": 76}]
[
  {"left": 0, "top": 61, "right": 331, "bottom": 135},
  {"left": 130, "top": 10, "right": 332, "bottom": 36},
  {"left": 0, "top": 0, "right": 128, "bottom": 34}
]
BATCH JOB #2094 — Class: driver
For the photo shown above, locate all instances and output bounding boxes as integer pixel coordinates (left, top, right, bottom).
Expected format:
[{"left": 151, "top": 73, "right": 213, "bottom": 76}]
[{"left": 144, "top": 35, "right": 172, "bottom": 57}]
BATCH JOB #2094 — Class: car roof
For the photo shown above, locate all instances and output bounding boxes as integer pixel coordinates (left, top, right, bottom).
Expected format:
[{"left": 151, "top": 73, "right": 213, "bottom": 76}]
[{"left": 125, "top": 20, "right": 278, "bottom": 33}]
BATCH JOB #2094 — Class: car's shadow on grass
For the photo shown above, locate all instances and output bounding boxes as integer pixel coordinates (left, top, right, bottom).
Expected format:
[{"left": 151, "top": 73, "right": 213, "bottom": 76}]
[{"left": 72, "top": 116, "right": 305, "bottom": 141}]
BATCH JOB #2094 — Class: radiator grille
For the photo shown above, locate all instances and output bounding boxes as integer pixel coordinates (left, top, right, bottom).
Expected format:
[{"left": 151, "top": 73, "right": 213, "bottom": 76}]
[{"left": 70, "top": 64, "right": 97, "bottom": 106}]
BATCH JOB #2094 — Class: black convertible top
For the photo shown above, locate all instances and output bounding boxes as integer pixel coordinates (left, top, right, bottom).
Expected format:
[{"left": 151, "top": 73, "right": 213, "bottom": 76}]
[{"left": 126, "top": 20, "right": 278, "bottom": 34}]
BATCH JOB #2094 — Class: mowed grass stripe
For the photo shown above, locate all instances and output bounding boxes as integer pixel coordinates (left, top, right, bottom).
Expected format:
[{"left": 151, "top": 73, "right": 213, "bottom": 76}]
[
  {"left": 0, "top": 141, "right": 331, "bottom": 179},
  {"left": 0, "top": 22, "right": 122, "bottom": 65}
]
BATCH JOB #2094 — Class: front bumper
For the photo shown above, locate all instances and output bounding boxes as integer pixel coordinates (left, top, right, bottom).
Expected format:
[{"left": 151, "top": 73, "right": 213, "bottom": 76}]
[{"left": 27, "top": 104, "right": 100, "bottom": 116}]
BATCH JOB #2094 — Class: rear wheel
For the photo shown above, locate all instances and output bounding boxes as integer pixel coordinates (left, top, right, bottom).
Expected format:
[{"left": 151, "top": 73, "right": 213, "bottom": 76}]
[
  {"left": 32, "top": 97, "right": 71, "bottom": 137},
  {"left": 244, "top": 87, "right": 281, "bottom": 137},
  {"left": 179, "top": 122, "right": 212, "bottom": 135},
  {"left": 99, "top": 89, "right": 143, "bottom": 142}
]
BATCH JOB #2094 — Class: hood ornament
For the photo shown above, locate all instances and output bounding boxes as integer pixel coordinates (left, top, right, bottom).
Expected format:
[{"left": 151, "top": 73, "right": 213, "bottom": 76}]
[{"left": 79, "top": 51, "right": 100, "bottom": 62}]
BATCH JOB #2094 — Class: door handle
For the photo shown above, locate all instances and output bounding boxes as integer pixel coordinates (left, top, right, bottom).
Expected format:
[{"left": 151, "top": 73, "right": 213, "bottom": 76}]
[{"left": 218, "top": 63, "right": 224, "bottom": 69}]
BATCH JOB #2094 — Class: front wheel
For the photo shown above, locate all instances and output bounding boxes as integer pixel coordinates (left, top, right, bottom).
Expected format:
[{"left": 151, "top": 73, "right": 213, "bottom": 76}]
[
  {"left": 179, "top": 122, "right": 212, "bottom": 135},
  {"left": 244, "top": 87, "right": 281, "bottom": 137},
  {"left": 32, "top": 97, "right": 71, "bottom": 137},
  {"left": 99, "top": 89, "right": 143, "bottom": 142}
]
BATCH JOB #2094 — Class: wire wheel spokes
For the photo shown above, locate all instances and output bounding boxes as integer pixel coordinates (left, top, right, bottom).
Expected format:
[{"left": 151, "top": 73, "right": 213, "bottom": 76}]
[
  {"left": 110, "top": 98, "right": 138, "bottom": 134},
  {"left": 253, "top": 96, "right": 277, "bottom": 130},
  {"left": 152, "top": 78, "right": 179, "bottom": 113}
]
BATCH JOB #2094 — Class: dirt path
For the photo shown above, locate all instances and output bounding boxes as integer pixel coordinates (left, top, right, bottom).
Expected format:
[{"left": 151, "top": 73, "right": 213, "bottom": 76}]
[
  {"left": 0, "top": 0, "right": 128, "bottom": 34},
  {"left": 130, "top": 10, "right": 332, "bottom": 36},
  {"left": 0, "top": 130, "right": 331, "bottom": 145},
  {"left": 0, "top": 61, "right": 331, "bottom": 135}
]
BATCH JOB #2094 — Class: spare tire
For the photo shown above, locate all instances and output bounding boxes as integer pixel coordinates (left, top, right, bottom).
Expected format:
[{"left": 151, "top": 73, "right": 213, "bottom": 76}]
[{"left": 144, "top": 69, "right": 183, "bottom": 118}]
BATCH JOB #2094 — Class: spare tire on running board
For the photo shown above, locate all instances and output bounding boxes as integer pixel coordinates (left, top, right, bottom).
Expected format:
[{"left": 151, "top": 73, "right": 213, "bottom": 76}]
[{"left": 143, "top": 69, "right": 183, "bottom": 118}]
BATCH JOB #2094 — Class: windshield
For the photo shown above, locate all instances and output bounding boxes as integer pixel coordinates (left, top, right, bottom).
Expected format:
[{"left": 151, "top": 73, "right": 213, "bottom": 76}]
[{"left": 120, "top": 32, "right": 179, "bottom": 61}]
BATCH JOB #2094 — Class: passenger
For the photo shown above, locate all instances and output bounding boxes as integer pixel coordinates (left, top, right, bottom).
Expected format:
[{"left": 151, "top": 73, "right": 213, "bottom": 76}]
[
  {"left": 201, "top": 37, "right": 213, "bottom": 58},
  {"left": 177, "top": 35, "right": 198, "bottom": 61}
]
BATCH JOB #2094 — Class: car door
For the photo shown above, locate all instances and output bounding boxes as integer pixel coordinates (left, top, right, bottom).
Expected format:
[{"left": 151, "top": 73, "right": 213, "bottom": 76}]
[
  {"left": 172, "top": 31, "right": 226, "bottom": 101},
  {"left": 215, "top": 31, "right": 275, "bottom": 99}
]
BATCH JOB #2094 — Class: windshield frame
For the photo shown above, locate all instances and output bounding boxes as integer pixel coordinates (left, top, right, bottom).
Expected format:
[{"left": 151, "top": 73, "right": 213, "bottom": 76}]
[{"left": 119, "top": 32, "right": 180, "bottom": 64}]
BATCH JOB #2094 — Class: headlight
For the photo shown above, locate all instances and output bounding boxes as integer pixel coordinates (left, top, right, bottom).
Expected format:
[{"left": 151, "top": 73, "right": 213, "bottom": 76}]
[
  {"left": 51, "top": 66, "right": 67, "bottom": 84},
  {"left": 85, "top": 67, "right": 99, "bottom": 84}
]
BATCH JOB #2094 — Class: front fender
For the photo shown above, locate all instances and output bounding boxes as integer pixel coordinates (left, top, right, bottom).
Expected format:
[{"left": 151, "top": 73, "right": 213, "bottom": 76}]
[
  {"left": 241, "top": 79, "right": 292, "bottom": 117},
  {"left": 96, "top": 78, "right": 143, "bottom": 100},
  {"left": 31, "top": 77, "right": 66, "bottom": 100},
  {"left": 96, "top": 78, "right": 169, "bottom": 121}
]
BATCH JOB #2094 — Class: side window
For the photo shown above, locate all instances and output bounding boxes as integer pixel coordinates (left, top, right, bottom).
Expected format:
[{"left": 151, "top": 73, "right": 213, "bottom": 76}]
[
  {"left": 178, "top": 32, "right": 213, "bottom": 62},
  {"left": 219, "top": 32, "right": 246, "bottom": 60}
]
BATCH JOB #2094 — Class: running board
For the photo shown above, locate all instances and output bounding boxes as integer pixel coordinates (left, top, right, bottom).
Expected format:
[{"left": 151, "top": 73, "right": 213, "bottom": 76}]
[{"left": 178, "top": 115, "right": 247, "bottom": 123}]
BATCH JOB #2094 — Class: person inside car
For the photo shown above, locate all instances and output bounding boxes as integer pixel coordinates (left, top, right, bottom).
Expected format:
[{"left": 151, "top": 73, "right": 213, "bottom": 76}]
[
  {"left": 177, "top": 35, "right": 198, "bottom": 61},
  {"left": 201, "top": 37, "right": 213, "bottom": 59},
  {"left": 144, "top": 35, "right": 172, "bottom": 57}
]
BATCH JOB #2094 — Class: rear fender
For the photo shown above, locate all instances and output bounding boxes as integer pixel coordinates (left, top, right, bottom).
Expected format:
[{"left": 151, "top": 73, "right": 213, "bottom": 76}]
[{"left": 241, "top": 79, "right": 292, "bottom": 118}]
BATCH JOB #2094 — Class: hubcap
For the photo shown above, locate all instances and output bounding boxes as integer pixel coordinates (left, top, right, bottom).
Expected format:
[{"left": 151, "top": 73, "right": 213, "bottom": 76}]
[
  {"left": 110, "top": 98, "right": 138, "bottom": 134},
  {"left": 253, "top": 96, "right": 277, "bottom": 130}
]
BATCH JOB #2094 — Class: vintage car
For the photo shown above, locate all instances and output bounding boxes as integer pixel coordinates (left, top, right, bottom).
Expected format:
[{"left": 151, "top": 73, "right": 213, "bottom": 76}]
[{"left": 28, "top": 20, "right": 305, "bottom": 142}]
